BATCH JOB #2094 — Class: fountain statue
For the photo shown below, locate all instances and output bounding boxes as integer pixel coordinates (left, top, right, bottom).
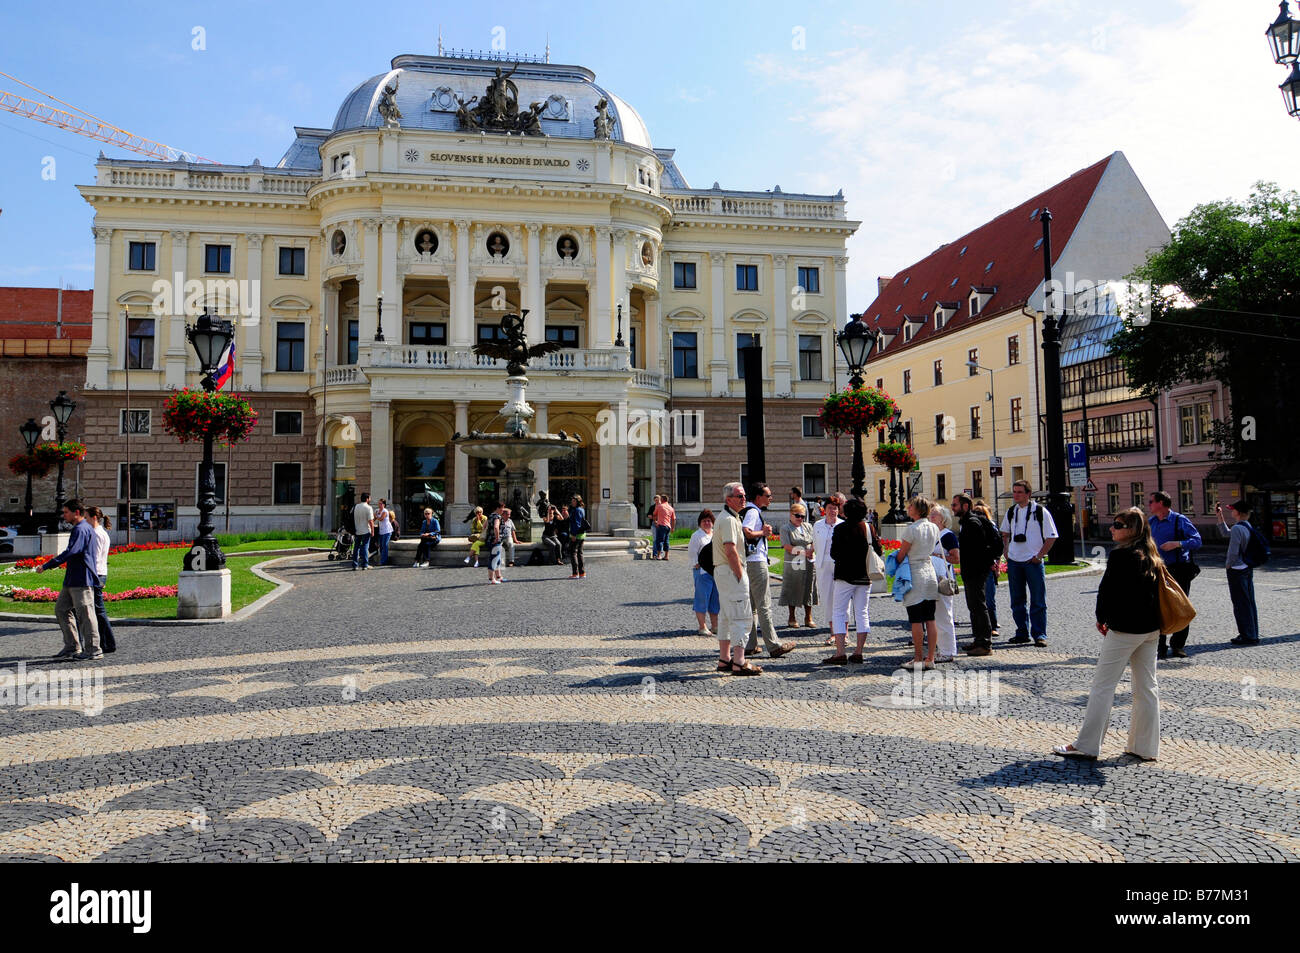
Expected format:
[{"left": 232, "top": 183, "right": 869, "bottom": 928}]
[{"left": 455, "top": 311, "right": 581, "bottom": 542}]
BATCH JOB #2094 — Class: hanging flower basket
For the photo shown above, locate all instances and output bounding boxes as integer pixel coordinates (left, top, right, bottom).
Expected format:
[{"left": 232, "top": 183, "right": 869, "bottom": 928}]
[
  {"left": 7, "top": 452, "right": 52, "bottom": 478},
  {"left": 33, "top": 441, "right": 87, "bottom": 465},
  {"left": 163, "top": 389, "right": 258, "bottom": 444},
  {"left": 873, "top": 442, "right": 918, "bottom": 471},
  {"left": 818, "top": 387, "right": 899, "bottom": 437}
]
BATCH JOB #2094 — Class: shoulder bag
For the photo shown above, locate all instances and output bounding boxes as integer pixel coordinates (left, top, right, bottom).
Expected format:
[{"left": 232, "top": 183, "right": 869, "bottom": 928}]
[
  {"left": 1156, "top": 561, "right": 1197, "bottom": 635},
  {"left": 865, "top": 523, "right": 886, "bottom": 581}
]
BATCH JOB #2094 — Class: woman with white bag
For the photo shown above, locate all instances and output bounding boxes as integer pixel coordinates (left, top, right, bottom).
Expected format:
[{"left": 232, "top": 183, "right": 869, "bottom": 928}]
[
  {"left": 929, "top": 505, "right": 962, "bottom": 663},
  {"left": 823, "top": 498, "right": 883, "bottom": 665}
]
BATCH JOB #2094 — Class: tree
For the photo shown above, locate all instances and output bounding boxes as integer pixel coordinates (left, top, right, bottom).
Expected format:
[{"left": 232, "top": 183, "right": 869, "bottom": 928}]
[{"left": 1108, "top": 182, "right": 1300, "bottom": 482}]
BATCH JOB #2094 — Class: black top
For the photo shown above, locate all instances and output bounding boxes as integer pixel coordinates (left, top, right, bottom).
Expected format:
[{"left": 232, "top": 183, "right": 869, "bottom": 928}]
[
  {"left": 957, "top": 514, "right": 995, "bottom": 571},
  {"left": 1095, "top": 546, "right": 1162, "bottom": 633},
  {"left": 830, "top": 520, "right": 871, "bottom": 584}
]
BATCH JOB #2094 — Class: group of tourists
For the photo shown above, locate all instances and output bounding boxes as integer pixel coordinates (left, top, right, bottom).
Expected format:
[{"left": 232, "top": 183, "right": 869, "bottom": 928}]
[
  {"left": 347, "top": 493, "right": 403, "bottom": 570},
  {"left": 34, "top": 498, "right": 117, "bottom": 662},
  {"left": 467, "top": 496, "right": 591, "bottom": 582}
]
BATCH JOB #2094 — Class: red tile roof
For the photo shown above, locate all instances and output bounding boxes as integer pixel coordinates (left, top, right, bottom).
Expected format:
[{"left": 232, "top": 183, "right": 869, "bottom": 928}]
[
  {"left": 0, "top": 287, "right": 93, "bottom": 340},
  {"left": 857, "top": 154, "right": 1114, "bottom": 357}
]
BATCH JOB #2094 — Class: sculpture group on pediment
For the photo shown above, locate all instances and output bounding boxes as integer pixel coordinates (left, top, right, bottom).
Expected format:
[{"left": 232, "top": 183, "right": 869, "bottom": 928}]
[
  {"left": 377, "top": 78, "right": 402, "bottom": 129},
  {"left": 453, "top": 64, "right": 548, "bottom": 136}
]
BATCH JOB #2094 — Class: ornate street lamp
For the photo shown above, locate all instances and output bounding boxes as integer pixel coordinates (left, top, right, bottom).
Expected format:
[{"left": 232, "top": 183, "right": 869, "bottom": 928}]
[
  {"left": 1039, "top": 209, "right": 1075, "bottom": 563},
  {"left": 615, "top": 302, "right": 626, "bottom": 348},
  {"left": 968, "top": 358, "right": 1001, "bottom": 525},
  {"left": 19, "top": 417, "right": 40, "bottom": 535},
  {"left": 1267, "top": 3, "right": 1300, "bottom": 117},
  {"left": 375, "top": 291, "right": 386, "bottom": 343},
  {"left": 836, "top": 316, "right": 874, "bottom": 499},
  {"left": 48, "top": 390, "right": 76, "bottom": 527},
  {"left": 184, "top": 308, "right": 234, "bottom": 573},
  {"left": 883, "top": 407, "right": 909, "bottom": 523}
]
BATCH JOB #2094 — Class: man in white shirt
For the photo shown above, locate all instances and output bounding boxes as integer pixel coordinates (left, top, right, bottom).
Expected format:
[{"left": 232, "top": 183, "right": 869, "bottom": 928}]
[
  {"left": 998, "top": 479, "right": 1059, "bottom": 646},
  {"left": 742, "top": 484, "right": 797, "bottom": 659},
  {"left": 811, "top": 493, "right": 843, "bottom": 636},
  {"left": 352, "top": 492, "right": 375, "bottom": 570}
]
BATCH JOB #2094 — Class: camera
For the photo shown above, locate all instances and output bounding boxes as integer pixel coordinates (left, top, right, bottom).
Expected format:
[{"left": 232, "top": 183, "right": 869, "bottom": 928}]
[{"left": 1013, "top": 533, "right": 1027, "bottom": 543}]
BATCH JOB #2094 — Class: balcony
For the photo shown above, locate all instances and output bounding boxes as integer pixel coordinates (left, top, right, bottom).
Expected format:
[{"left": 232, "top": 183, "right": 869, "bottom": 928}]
[
  {"left": 362, "top": 344, "right": 667, "bottom": 394},
  {"left": 664, "top": 189, "right": 847, "bottom": 221}
]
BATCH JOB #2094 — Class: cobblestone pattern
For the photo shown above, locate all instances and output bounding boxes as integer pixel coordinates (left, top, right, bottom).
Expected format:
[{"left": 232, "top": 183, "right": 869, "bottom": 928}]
[{"left": 0, "top": 554, "right": 1297, "bottom": 862}]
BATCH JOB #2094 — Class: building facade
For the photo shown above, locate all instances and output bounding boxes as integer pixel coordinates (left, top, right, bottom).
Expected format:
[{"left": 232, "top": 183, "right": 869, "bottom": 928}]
[
  {"left": 75, "top": 53, "right": 859, "bottom": 537},
  {"left": 855, "top": 153, "right": 1172, "bottom": 528}
]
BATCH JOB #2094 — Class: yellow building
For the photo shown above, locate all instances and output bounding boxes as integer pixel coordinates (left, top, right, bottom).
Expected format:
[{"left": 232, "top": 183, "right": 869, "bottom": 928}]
[{"left": 75, "top": 52, "right": 859, "bottom": 537}]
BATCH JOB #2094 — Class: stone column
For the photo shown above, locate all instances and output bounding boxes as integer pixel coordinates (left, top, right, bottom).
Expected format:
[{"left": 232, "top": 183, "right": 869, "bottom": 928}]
[
  {"left": 453, "top": 400, "right": 470, "bottom": 508},
  {"left": 533, "top": 400, "right": 549, "bottom": 494},
  {"left": 243, "top": 233, "right": 264, "bottom": 389},
  {"left": 165, "top": 229, "right": 190, "bottom": 389},
  {"left": 360, "top": 219, "right": 380, "bottom": 346},
  {"left": 602, "top": 400, "right": 635, "bottom": 532},
  {"left": 370, "top": 400, "right": 392, "bottom": 501},
  {"left": 452, "top": 219, "right": 473, "bottom": 348},
  {"left": 593, "top": 226, "right": 613, "bottom": 349},
  {"left": 708, "top": 251, "right": 728, "bottom": 395},
  {"left": 833, "top": 256, "right": 849, "bottom": 327},
  {"left": 381, "top": 216, "right": 400, "bottom": 340},
  {"left": 772, "top": 253, "right": 791, "bottom": 395},
  {"left": 87, "top": 226, "right": 112, "bottom": 388},
  {"left": 523, "top": 222, "right": 543, "bottom": 343},
  {"left": 644, "top": 295, "right": 660, "bottom": 372}
]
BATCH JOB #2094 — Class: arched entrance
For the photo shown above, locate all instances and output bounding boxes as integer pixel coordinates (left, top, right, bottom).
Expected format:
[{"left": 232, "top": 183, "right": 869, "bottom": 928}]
[{"left": 397, "top": 420, "right": 449, "bottom": 533}]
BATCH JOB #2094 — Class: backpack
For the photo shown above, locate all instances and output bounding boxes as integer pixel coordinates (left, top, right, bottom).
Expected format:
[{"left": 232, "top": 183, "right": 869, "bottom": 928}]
[
  {"left": 1242, "top": 522, "right": 1271, "bottom": 567},
  {"left": 979, "top": 514, "right": 1003, "bottom": 559},
  {"left": 741, "top": 503, "right": 764, "bottom": 557}
]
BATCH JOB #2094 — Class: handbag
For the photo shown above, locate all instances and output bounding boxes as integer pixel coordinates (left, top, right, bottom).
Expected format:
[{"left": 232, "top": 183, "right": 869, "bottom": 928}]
[
  {"left": 1156, "top": 561, "right": 1196, "bottom": 635},
  {"left": 938, "top": 562, "right": 960, "bottom": 597},
  {"left": 865, "top": 524, "right": 886, "bottom": 581}
]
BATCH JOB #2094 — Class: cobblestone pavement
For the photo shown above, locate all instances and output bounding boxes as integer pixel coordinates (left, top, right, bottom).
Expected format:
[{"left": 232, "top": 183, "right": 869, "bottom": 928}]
[{"left": 1, "top": 553, "right": 1297, "bottom": 862}]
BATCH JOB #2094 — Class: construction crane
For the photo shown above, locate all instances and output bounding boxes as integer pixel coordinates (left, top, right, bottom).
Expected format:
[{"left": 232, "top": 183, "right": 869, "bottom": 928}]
[{"left": 0, "top": 70, "right": 217, "bottom": 164}]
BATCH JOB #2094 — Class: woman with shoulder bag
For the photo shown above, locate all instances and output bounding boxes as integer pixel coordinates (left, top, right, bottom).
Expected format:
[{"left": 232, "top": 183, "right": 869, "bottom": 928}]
[
  {"left": 929, "top": 505, "right": 962, "bottom": 663},
  {"left": 1053, "top": 507, "right": 1171, "bottom": 761},
  {"left": 823, "top": 498, "right": 875, "bottom": 665}
]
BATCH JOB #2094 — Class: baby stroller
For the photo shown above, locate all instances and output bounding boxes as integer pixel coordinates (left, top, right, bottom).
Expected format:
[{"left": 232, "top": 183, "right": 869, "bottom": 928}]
[{"left": 327, "top": 525, "right": 355, "bottom": 561}]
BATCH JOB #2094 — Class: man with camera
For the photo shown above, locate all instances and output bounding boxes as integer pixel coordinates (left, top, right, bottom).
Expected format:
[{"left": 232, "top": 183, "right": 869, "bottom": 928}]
[{"left": 999, "top": 480, "right": 1059, "bottom": 646}]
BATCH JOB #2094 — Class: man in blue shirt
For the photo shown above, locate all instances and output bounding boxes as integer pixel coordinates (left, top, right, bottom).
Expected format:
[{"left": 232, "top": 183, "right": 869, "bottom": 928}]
[
  {"left": 35, "top": 499, "right": 102, "bottom": 661},
  {"left": 1147, "top": 490, "right": 1203, "bottom": 659}
]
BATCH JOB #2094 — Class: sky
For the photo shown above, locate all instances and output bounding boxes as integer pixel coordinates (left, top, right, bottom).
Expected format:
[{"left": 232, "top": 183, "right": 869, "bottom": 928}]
[{"left": 0, "top": 0, "right": 1296, "bottom": 311}]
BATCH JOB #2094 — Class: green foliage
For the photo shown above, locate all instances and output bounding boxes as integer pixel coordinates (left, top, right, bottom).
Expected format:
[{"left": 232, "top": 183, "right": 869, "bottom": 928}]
[{"left": 214, "top": 530, "right": 332, "bottom": 546}]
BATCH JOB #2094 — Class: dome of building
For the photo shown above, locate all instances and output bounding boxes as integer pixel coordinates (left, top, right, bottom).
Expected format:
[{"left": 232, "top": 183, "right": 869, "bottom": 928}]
[{"left": 329, "top": 54, "right": 652, "bottom": 149}]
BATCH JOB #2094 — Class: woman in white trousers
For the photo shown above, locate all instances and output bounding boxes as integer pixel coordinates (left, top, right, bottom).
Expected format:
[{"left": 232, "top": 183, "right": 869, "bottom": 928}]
[
  {"left": 811, "top": 495, "right": 842, "bottom": 642},
  {"left": 1054, "top": 507, "right": 1163, "bottom": 761},
  {"left": 929, "top": 505, "right": 961, "bottom": 663}
]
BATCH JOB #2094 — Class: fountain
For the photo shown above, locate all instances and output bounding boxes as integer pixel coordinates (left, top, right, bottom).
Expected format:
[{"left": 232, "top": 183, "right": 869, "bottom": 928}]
[{"left": 454, "top": 311, "right": 580, "bottom": 542}]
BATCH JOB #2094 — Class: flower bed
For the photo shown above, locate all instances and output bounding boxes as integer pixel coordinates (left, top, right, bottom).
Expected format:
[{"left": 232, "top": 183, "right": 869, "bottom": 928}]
[
  {"left": 0, "top": 583, "right": 178, "bottom": 602},
  {"left": 819, "top": 387, "right": 899, "bottom": 437},
  {"left": 12, "top": 540, "right": 193, "bottom": 572},
  {"left": 163, "top": 389, "right": 257, "bottom": 444}
]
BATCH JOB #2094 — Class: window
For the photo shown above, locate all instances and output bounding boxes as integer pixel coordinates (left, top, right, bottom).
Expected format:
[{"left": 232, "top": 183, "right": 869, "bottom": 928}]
[
  {"left": 903, "top": 369, "right": 912, "bottom": 394},
  {"left": 204, "top": 243, "right": 231, "bottom": 274},
  {"left": 677, "top": 411, "right": 701, "bottom": 439},
  {"left": 672, "top": 332, "right": 698, "bottom": 378},
  {"left": 933, "top": 359, "right": 943, "bottom": 386},
  {"left": 128, "top": 241, "right": 155, "bottom": 271},
  {"left": 797, "top": 266, "right": 820, "bottom": 294},
  {"left": 738, "top": 415, "right": 748, "bottom": 438},
  {"left": 875, "top": 377, "right": 883, "bottom": 390},
  {"left": 1010, "top": 397, "right": 1023, "bottom": 433},
  {"left": 278, "top": 247, "right": 305, "bottom": 276},
  {"left": 676, "top": 463, "right": 701, "bottom": 503},
  {"left": 330, "top": 153, "right": 352, "bottom": 176},
  {"left": 1179, "top": 479, "right": 1194, "bottom": 514},
  {"left": 273, "top": 463, "right": 302, "bottom": 505},
  {"left": 1131, "top": 482, "right": 1144, "bottom": 508},
  {"left": 736, "top": 332, "right": 760, "bottom": 378},
  {"left": 803, "top": 463, "right": 827, "bottom": 496},
  {"left": 1008, "top": 335, "right": 1020, "bottom": 365},
  {"left": 118, "top": 462, "right": 148, "bottom": 499},
  {"left": 346, "top": 320, "right": 359, "bottom": 365},
  {"left": 798, "top": 335, "right": 822, "bottom": 381},
  {"left": 968, "top": 348, "right": 979, "bottom": 375},
  {"left": 1012, "top": 466, "right": 1024, "bottom": 485},
  {"left": 736, "top": 264, "right": 758, "bottom": 291},
  {"left": 1179, "top": 401, "right": 1214, "bottom": 445},
  {"left": 1065, "top": 412, "right": 1152, "bottom": 453},
  {"left": 904, "top": 420, "right": 913, "bottom": 446},
  {"left": 276, "top": 322, "right": 305, "bottom": 372},
  {"left": 1198, "top": 402, "right": 1213, "bottom": 444},
  {"left": 126, "top": 318, "right": 155, "bottom": 369},
  {"left": 969, "top": 406, "right": 982, "bottom": 439},
  {"left": 1203, "top": 480, "right": 1219, "bottom": 515},
  {"left": 409, "top": 322, "right": 447, "bottom": 346},
  {"left": 673, "top": 261, "right": 697, "bottom": 289},
  {"left": 879, "top": 479, "right": 887, "bottom": 502},
  {"left": 972, "top": 470, "right": 983, "bottom": 498},
  {"left": 969, "top": 293, "right": 982, "bottom": 316},
  {"left": 936, "top": 473, "right": 947, "bottom": 500},
  {"left": 119, "top": 409, "right": 150, "bottom": 435},
  {"left": 545, "top": 326, "right": 579, "bottom": 349},
  {"left": 273, "top": 411, "right": 303, "bottom": 435},
  {"left": 194, "top": 462, "right": 227, "bottom": 506},
  {"left": 1061, "top": 356, "right": 1129, "bottom": 409},
  {"left": 477, "top": 323, "right": 508, "bottom": 344},
  {"left": 802, "top": 416, "right": 824, "bottom": 438},
  {"left": 1108, "top": 483, "right": 1120, "bottom": 514},
  {"left": 935, "top": 413, "right": 946, "bottom": 445}
]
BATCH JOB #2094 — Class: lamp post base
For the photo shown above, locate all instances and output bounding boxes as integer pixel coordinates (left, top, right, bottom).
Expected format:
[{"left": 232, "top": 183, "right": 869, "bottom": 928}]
[{"left": 178, "top": 569, "right": 231, "bottom": 619}]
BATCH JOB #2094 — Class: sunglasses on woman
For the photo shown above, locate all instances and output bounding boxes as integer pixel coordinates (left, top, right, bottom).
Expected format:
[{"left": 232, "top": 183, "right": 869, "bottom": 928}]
[{"left": 1111, "top": 521, "right": 1129, "bottom": 530}]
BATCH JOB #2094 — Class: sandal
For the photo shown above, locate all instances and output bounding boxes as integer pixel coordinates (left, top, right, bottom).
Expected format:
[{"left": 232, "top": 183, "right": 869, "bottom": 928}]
[
  {"left": 716, "top": 661, "right": 733, "bottom": 672},
  {"left": 730, "top": 662, "right": 763, "bottom": 676},
  {"left": 821, "top": 655, "right": 848, "bottom": 666}
]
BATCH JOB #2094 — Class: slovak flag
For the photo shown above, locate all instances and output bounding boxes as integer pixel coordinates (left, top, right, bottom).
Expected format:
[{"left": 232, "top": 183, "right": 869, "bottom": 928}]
[{"left": 214, "top": 339, "right": 235, "bottom": 390}]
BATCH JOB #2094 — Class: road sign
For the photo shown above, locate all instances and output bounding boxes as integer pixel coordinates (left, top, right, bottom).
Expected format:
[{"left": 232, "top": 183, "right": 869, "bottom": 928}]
[
  {"left": 1067, "top": 442, "right": 1088, "bottom": 470},
  {"left": 907, "top": 472, "right": 923, "bottom": 496},
  {"left": 989, "top": 455, "right": 1003, "bottom": 470},
  {"left": 1069, "top": 468, "right": 1088, "bottom": 487},
  {"left": 1084, "top": 479, "right": 1098, "bottom": 492}
]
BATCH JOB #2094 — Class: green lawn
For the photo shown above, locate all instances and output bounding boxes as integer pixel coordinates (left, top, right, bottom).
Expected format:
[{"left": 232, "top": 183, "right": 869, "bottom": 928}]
[{"left": 0, "top": 541, "right": 321, "bottom": 618}]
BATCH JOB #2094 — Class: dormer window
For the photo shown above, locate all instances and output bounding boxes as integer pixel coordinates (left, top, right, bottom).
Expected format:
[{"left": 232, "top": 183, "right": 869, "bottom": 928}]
[
  {"left": 969, "top": 286, "right": 996, "bottom": 316},
  {"left": 904, "top": 324, "right": 914, "bottom": 342},
  {"left": 876, "top": 332, "right": 886, "bottom": 352},
  {"left": 933, "top": 301, "right": 958, "bottom": 330}
]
